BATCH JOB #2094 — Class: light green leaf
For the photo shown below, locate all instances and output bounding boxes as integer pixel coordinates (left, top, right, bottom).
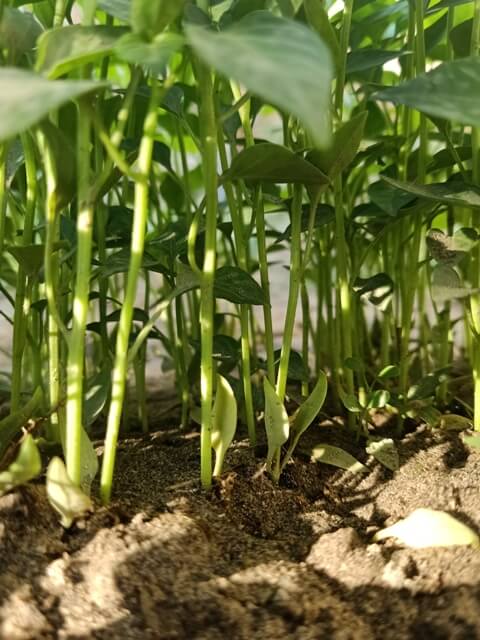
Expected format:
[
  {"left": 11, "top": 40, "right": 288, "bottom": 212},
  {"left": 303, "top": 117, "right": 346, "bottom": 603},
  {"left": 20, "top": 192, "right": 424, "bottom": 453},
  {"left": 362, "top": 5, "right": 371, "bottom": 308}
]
[
  {"left": 367, "top": 389, "right": 390, "bottom": 409},
  {"left": 212, "top": 375, "right": 237, "bottom": 477},
  {"left": 373, "top": 508, "right": 480, "bottom": 548},
  {"left": 223, "top": 143, "right": 330, "bottom": 184},
  {"left": 311, "top": 444, "right": 369, "bottom": 473},
  {"left": 36, "top": 25, "right": 126, "bottom": 79},
  {"left": 186, "top": 11, "right": 333, "bottom": 147},
  {"left": 290, "top": 371, "right": 327, "bottom": 441},
  {"left": 264, "top": 378, "right": 289, "bottom": 468},
  {"left": 114, "top": 32, "right": 184, "bottom": 72},
  {"left": 375, "top": 58, "right": 480, "bottom": 127},
  {"left": 131, "top": 0, "right": 184, "bottom": 39},
  {"left": 0, "top": 434, "right": 41, "bottom": 495},
  {"left": 0, "top": 68, "right": 106, "bottom": 142},
  {"left": 338, "top": 388, "right": 363, "bottom": 413},
  {"left": 98, "top": 0, "right": 131, "bottom": 22},
  {"left": 46, "top": 457, "right": 93, "bottom": 528},
  {"left": 431, "top": 264, "right": 474, "bottom": 304},
  {"left": 366, "top": 436, "right": 399, "bottom": 471},
  {"left": 378, "top": 365, "right": 399, "bottom": 379},
  {"left": 437, "top": 414, "right": 472, "bottom": 431}
]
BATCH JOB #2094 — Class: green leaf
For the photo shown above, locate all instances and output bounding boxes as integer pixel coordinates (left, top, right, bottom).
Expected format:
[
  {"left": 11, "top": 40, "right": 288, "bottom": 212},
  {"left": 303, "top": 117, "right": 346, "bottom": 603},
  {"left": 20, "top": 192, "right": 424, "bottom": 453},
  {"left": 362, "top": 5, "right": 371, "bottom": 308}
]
[
  {"left": 338, "top": 387, "right": 363, "bottom": 412},
  {"left": 0, "top": 387, "right": 43, "bottom": 461},
  {"left": 131, "top": 0, "right": 184, "bottom": 39},
  {"left": 0, "top": 7, "right": 42, "bottom": 65},
  {"left": 427, "top": 0, "right": 472, "bottom": 14},
  {"left": 463, "top": 434, "right": 480, "bottom": 449},
  {"left": 36, "top": 25, "right": 126, "bottom": 79},
  {"left": 353, "top": 273, "right": 394, "bottom": 309},
  {"left": 373, "top": 508, "right": 480, "bottom": 548},
  {"left": 310, "top": 444, "right": 368, "bottom": 473},
  {"left": 223, "top": 143, "right": 329, "bottom": 184},
  {"left": 8, "top": 244, "right": 45, "bottom": 277},
  {"left": 78, "top": 428, "right": 98, "bottom": 496},
  {"left": 0, "top": 434, "right": 41, "bottom": 495},
  {"left": 264, "top": 378, "right": 290, "bottom": 469},
  {"left": 290, "top": 371, "right": 327, "bottom": 441},
  {"left": 98, "top": 0, "right": 131, "bottom": 22},
  {"left": 431, "top": 264, "right": 474, "bottom": 304},
  {"left": 383, "top": 176, "right": 480, "bottom": 209},
  {"left": 273, "top": 349, "right": 309, "bottom": 383},
  {"left": 212, "top": 375, "right": 237, "bottom": 477},
  {"left": 186, "top": 11, "right": 333, "bottom": 147},
  {"left": 437, "top": 414, "right": 472, "bottom": 431},
  {"left": 366, "top": 436, "right": 399, "bottom": 471},
  {"left": 378, "top": 365, "right": 399, "bottom": 379},
  {"left": 347, "top": 48, "right": 408, "bottom": 74},
  {"left": 303, "top": 0, "right": 340, "bottom": 71},
  {"left": 306, "top": 112, "right": 367, "bottom": 180},
  {"left": 0, "top": 68, "right": 106, "bottom": 142},
  {"left": 449, "top": 19, "right": 472, "bottom": 59},
  {"left": 114, "top": 32, "right": 184, "bottom": 73},
  {"left": 84, "top": 366, "right": 111, "bottom": 428},
  {"left": 375, "top": 58, "right": 480, "bottom": 127},
  {"left": 46, "top": 457, "right": 93, "bottom": 528},
  {"left": 367, "top": 389, "right": 390, "bottom": 409},
  {"left": 38, "top": 120, "right": 76, "bottom": 210},
  {"left": 214, "top": 266, "right": 266, "bottom": 305}
]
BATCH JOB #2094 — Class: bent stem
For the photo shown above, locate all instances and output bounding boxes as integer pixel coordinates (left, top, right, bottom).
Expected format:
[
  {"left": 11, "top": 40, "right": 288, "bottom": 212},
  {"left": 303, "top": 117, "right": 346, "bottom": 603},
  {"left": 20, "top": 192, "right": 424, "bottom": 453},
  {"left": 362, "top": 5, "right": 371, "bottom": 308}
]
[{"left": 100, "top": 79, "right": 161, "bottom": 504}]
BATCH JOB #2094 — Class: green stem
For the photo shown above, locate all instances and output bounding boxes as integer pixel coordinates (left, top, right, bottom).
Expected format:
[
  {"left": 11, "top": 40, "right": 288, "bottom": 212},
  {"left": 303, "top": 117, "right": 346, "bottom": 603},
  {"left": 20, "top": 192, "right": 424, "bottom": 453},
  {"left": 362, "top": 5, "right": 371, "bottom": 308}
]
[
  {"left": 10, "top": 134, "right": 37, "bottom": 412},
  {"left": 197, "top": 63, "right": 218, "bottom": 489},
  {"left": 276, "top": 185, "right": 303, "bottom": 402},
  {"left": 100, "top": 80, "right": 161, "bottom": 503}
]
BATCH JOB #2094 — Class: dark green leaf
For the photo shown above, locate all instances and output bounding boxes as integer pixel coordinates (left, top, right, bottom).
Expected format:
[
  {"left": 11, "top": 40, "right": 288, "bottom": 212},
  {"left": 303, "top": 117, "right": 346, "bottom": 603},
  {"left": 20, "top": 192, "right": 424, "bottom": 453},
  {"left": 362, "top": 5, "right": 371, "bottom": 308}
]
[
  {"left": 131, "top": 0, "right": 184, "bottom": 39},
  {"left": 0, "top": 7, "right": 42, "bottom": 65},
  {"left": 98, "top": 0, "right": 131, "bottom": 22},
  {"left": 214, "top": 266, "right": 266, "bottom": 305},
  {"left": 347, "top": 48, "right": 408, "bottom": 74},
  {"left": 383, "top": 176, "right": 480, "bottom": 209},
  {"left": 223, "top": 143, "right": 329, "bottom": 184}
]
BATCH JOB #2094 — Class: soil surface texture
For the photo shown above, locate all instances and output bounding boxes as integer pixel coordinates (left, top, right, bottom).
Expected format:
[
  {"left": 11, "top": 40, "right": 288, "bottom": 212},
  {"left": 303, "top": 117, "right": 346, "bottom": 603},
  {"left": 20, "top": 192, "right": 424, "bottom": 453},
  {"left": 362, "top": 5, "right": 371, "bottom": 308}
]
[{"left": 1, "top": 396, "right": 480, "bottom": 639}]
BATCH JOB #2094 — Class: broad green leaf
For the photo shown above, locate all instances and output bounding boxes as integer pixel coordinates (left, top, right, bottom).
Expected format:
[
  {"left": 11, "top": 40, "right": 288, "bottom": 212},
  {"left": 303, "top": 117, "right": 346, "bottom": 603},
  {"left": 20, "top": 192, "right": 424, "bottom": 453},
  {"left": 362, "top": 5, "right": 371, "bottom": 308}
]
[
  {"left": 367, "top": 389, "right": 390, "bottom": 409},
  {"left": 273, "top": 349, "right": 309, "bottom": 383},
  {"left": 219, "top": 0, "right": 268, "bottom": 27},
  {"left": 427, "top": 0, "right": 472, "bottom": 14},
  {"left": 214, "top": 266, "right": 266, "bottom": 305},
  {"left": 8, "top": 244, "right": 45, "bottom": 277},
  {"left": 212, "top": 375, "right": 237, "bottom": 476},
  {"left": 0, "top": 387, "right": 43, "bottom": 461},
  {"left": 98, "top": 0, "right": 131, "bottom": 22},
  {"left": 46, "top": 457, "right": 93, "bottom": 528},
  {"left": 368, "top": 179, "right": 416, "bottom": 216},
  {"left": 366, "top": 436, "right": 399, "bottom": 471},
  {"left": 186, "top": 11, "right": 333, "bottom": 147},
  {"left": 431, "top": 264, "right": 474, "bottom": 304},
  {"left": 290, "top": 371, "right": 327, "bottom": 441},
  {"left": 448, "top": 18, "right": 472, "bottom": 59},
  {"left": 0, "top": 68, "right": 105, "bottom": 142},
  {"left": 311, "top": 444, "right": 368, "bottom": 473},
  {"left": 223, "top": 143, "right": 330, "bottom": 184},
  {"left": 36, "top": 25, "right": 126, "bottom": 79},
  {"left": 304, "top": 0, "right": 340, "bottom": 71},
  {"left": 307, "top": 112, "right": 367, "bottom": 180},
  {"left": 114, "top": 32, "right": 184, "bottom": 72},
  {"left": 373, "top": 508, "right": 480, "bottom": 548},
  {"left": 131, "top": 0, "right": 184, "bottom": 39},
  {"left": 347, "top": 48, "right": 408, "bottom": 74},
  {"left": 383, "top": 176, "right": 480, "bottom": 209},
  {"left": 338, "top": 387, "right": 363, "bottom": 412},
  {"left": 0, "top": 7, "right": 42, "bottom": 65},
  {"left": 344, "top": 356, "right": 363, "bottom": 372},
  {"left": 37, "top": 120, "right": 76, "bottom": 210},
  {"left": 0, "top": 434, "right": 41, "bottom": 495},
  {"left": 375, "top": 58, "right": 480, "bottom": 127},
  {"left": 263, "top": 378, "right": 289, "bottom": 468}
]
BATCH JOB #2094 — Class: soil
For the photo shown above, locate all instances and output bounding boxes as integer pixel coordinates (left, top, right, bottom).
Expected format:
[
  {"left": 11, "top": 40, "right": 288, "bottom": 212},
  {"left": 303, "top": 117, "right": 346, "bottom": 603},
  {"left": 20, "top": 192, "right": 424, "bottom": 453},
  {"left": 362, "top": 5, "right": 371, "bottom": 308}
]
[{"left": 1, "top": 394, "right": 480, "bottom": 639}]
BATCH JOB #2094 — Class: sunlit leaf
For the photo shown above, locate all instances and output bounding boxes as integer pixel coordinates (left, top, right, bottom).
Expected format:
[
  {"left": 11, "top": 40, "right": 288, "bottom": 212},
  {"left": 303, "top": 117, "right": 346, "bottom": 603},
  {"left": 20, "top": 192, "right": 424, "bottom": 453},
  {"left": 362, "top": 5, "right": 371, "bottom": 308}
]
[
  {"left": 373, "top": 508, "right": 480, "bottom": 548},
  {"left": 366, "top": 436, "right": 399, "bottom": 471},
  {"left": 46, "top": 457, "right": 93, "bottom": 528},
  {"left": 310, "top": 444, "right": 368, "bottom": 473},
  {"left": 0, "top": 434, "right": 41, "bottom": 495},
  {"left": 290, "top": 371, "right": 327, "bottom": 441},
  {"left": 212, "top": 375, "right": 237, "bottom": 476},
  {"left": 264, "top": 378, "right": 289, "bottom": 468}
]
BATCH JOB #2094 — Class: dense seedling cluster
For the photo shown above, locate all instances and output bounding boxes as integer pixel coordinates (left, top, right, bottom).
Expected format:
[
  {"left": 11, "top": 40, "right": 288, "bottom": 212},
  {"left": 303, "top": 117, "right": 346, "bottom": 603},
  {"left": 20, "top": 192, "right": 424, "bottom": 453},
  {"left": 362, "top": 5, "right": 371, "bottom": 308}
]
[{"left": 0, "top": 0, "right": 480, "bottom": 524}]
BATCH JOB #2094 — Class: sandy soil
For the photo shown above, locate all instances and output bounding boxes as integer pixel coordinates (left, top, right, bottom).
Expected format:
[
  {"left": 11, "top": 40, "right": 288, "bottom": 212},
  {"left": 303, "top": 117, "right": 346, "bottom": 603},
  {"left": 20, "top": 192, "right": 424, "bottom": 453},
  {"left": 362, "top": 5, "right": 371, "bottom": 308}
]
[{"left": 1, "top": 402, "right": 480, "bottom": 639}]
